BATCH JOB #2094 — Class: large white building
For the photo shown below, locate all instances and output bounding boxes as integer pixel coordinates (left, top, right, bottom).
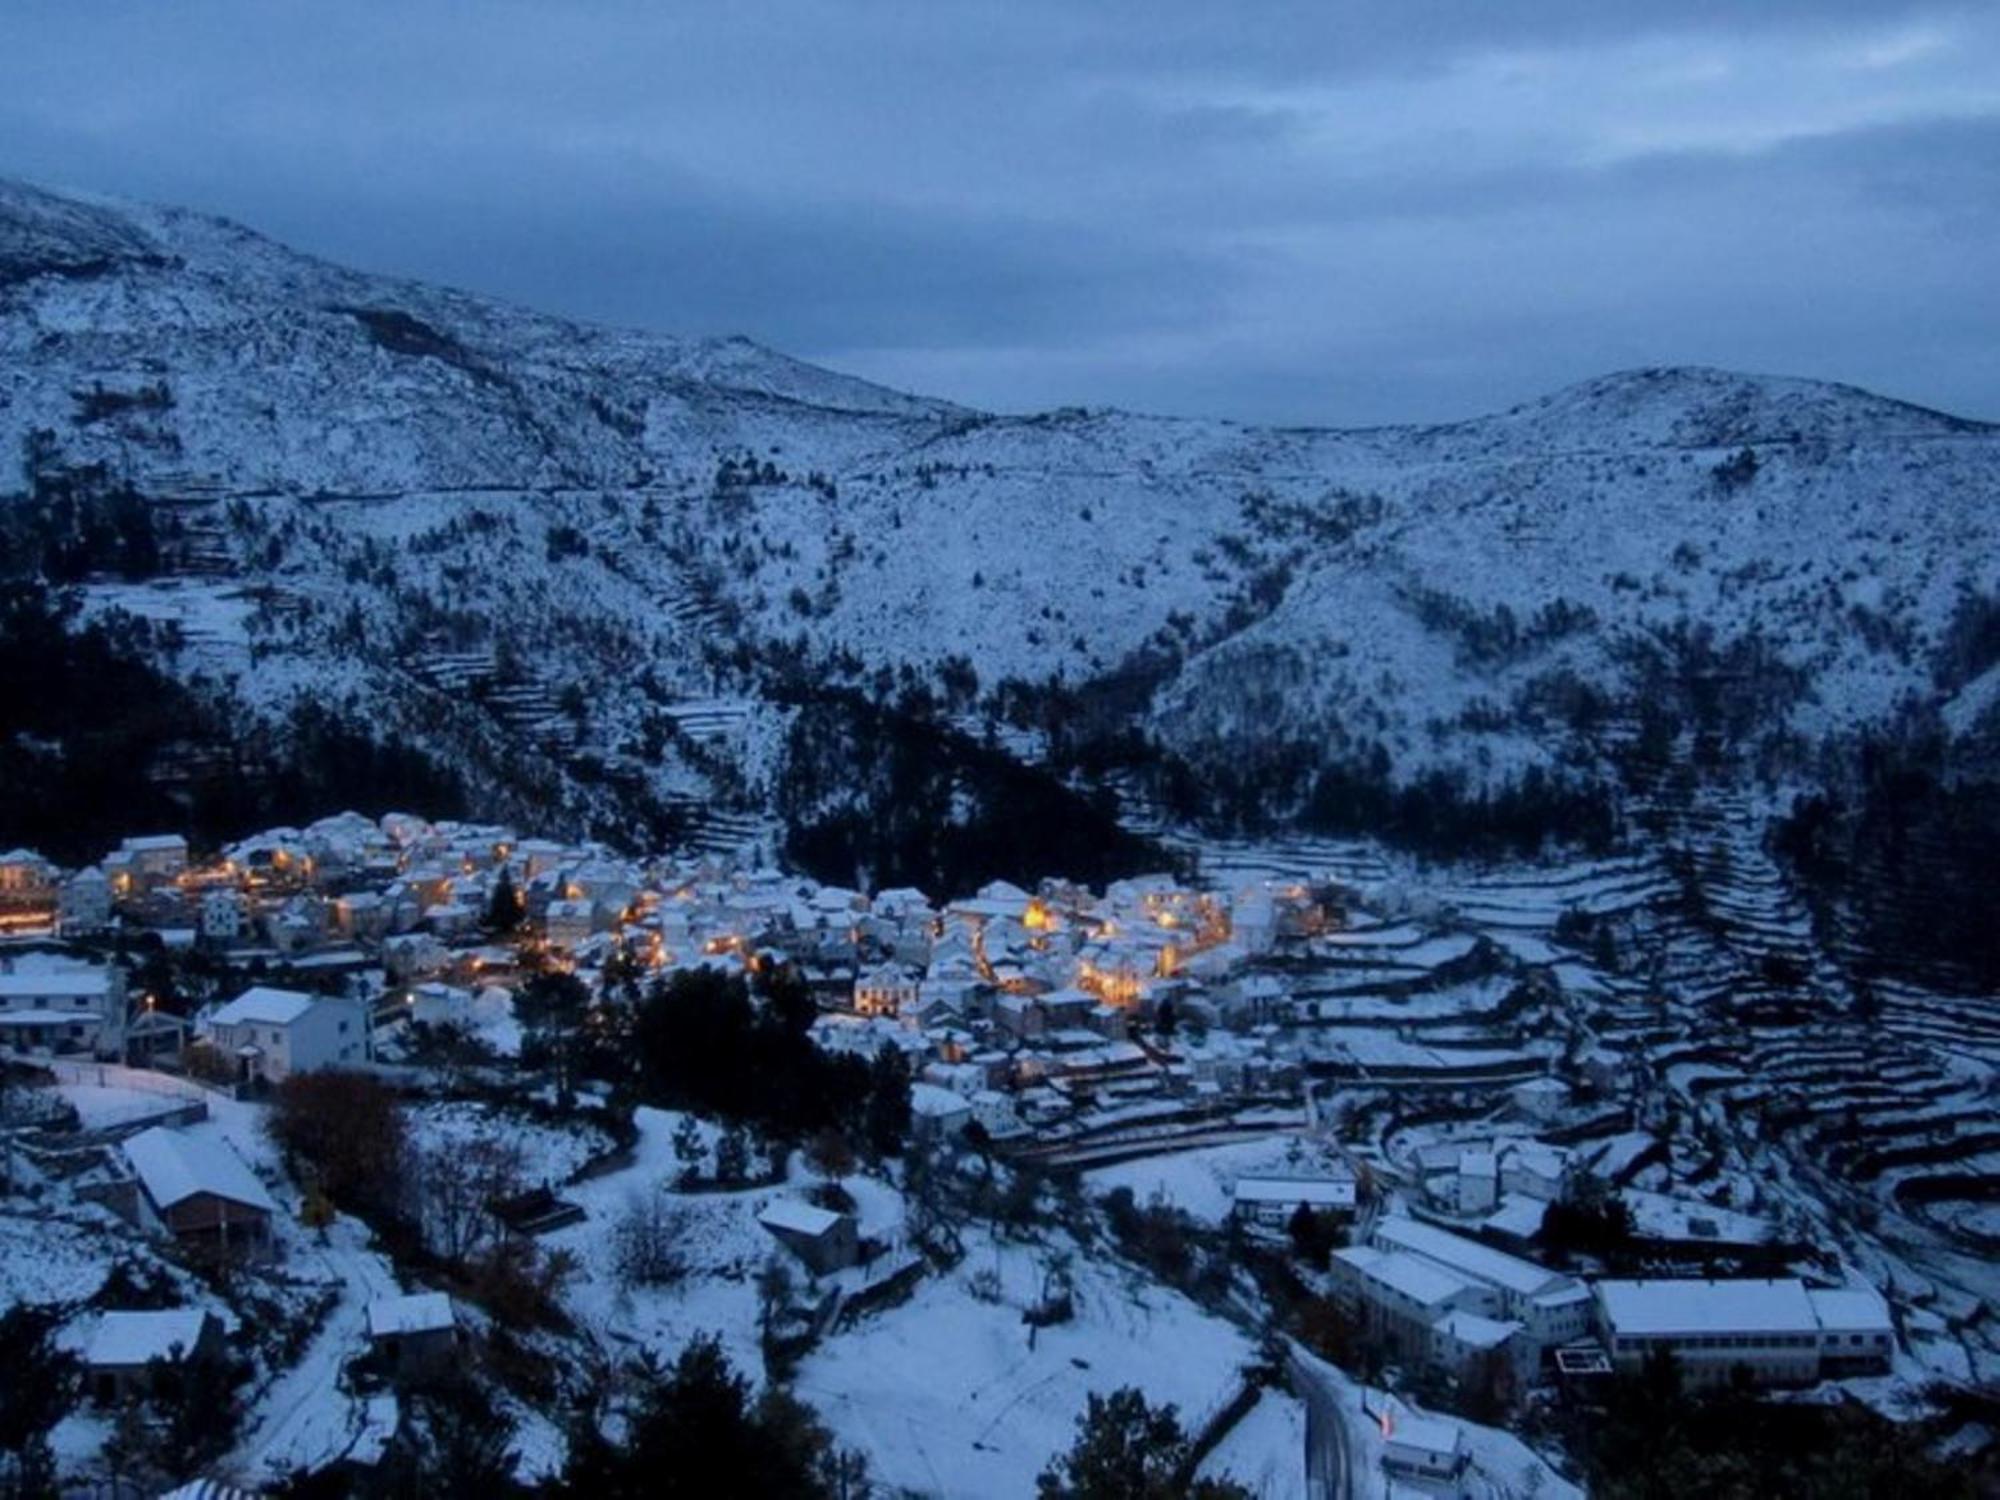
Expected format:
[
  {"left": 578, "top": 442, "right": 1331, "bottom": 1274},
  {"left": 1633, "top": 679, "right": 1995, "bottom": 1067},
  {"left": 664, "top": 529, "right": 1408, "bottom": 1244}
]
[
  {"left": 204, "top": 986, "right": 370, "bottom": 1084},
  {"left": 1594, "top": 1278, "right": 1894, "bottom": 1388},
  {"left": 1371, "top": 1216, "right": 1594, "bottom": 1354},
  {"left": 1329, "top": 1216, "right": 1593, "bottom": 1389}
]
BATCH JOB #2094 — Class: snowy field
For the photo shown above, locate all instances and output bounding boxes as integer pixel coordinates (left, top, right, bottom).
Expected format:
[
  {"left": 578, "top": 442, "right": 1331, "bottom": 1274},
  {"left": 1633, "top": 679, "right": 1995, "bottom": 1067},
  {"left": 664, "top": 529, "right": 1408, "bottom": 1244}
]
[
  {"left": 1084, "top": 1136, "right": 1336, "bottom": 1226},
  {"left": 796, "top": 1244, "right": 1256, "bottom": 1499}
]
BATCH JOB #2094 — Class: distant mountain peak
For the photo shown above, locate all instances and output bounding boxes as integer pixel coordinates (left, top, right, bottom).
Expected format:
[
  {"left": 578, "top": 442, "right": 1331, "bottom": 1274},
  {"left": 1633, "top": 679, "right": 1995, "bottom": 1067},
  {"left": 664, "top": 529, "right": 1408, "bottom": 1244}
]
[
  {"left": 1484, "top": 364, "right": 1989, "bottom": 449},
  {"left": 0, "top": 176, "right": 172, "bottom": 287}
]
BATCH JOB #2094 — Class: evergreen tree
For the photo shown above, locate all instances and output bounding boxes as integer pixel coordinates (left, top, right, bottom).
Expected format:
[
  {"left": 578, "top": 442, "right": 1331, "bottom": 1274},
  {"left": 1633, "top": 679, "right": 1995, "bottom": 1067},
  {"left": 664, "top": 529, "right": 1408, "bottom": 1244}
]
[
  {"left": 863, "top": 1044, "right": 912, "bottom": 1158},
  {"left": 516, "top": 971, "right": 592, "bottom": 1103},
  {"left": 0, "top": 1305, "right": 79, "bottom": 1497},
  {"left": 557, "top": 1335, "right": 851, "bottom": 1499},
  {"left": 484, "top": 867, "right": 525, "bottom": 934},
  {"left": 1036, "top": 1387, "right": 1250, "bottom": 1499},
  {"left": 403, "top": 1374, "right": 522, "bottom": 1499}
]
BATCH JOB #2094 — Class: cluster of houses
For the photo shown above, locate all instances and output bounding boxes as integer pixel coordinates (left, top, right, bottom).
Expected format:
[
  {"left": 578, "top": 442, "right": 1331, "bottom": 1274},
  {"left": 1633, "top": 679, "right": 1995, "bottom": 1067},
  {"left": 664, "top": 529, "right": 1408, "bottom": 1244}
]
[
  {"left": 52, "top": 1116, "right": 458, "bottom": 1415},
  {"left": 0, "top": 819, "right": 1341, "bottom": 1143},
  {"left": 3, "top": 817, "right": 1908, "bottom": 1418}
]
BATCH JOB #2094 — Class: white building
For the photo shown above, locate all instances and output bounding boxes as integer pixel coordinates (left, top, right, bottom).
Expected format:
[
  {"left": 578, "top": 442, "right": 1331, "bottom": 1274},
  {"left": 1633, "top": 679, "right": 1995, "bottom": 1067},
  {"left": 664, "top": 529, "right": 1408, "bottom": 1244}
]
[
  {"left": 1594, "top": 1278, "right": 1894, "bottom": 1388},
  {"left": 1456, "top": 1149, "right": 1498, "bottom": 1216},
  {"left": 59, "top": 867, "right": 113, "bottom": 934},
  {"left": 1369, "top": 1216, "right": 1592, "bottom": 1360},
  {"left": 854, "top": 962, "right": 919, "bottom": 1018},
  {"left": 383, "top": 932, "right": 448, "bottom": 982},
  {"left": 1807, "top": 1286, "right": 1896, "bottom": 1376},
  {"left": 0, "top": 849, "right": 57, "bottom": 927},
  {"left": 1231, "top": 1171, "right": 1359, "bottom": 1231},
  {"left": 205, "top": 986, "right": 370, "bottom": 1084},
  {"left": 909, "top": 1082, "right": 973, "bottom": 1142},
  {"left": 1381, "top": 1414, "right": 1467, "bottom": 1489},
  {"left": 200, "top": 889, "right": 252, "bottom": 946},
  {"left": 0, "top": 965, "right": 126, "bottom": 1056},
  {"left": 118, "top": 834, "right": 189, "bottom": 885}
]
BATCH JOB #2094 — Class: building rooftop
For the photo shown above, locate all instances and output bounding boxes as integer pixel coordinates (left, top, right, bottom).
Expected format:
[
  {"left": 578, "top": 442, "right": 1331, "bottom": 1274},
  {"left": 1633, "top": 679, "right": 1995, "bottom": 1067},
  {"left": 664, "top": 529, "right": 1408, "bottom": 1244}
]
[
  {"left": 1336, "top": 1245, "right": 1475, "bottom": 1309},
  {"left": 758, "top": 1198, "right": 845, "bottom": 1238},
  {"left": 1233, "top": 1174, "right": 1357, "bottom": 1208},
  {"left": 909, "top": 1083, "right": 971, "bottom": 1118},
  {"left": 209, "top": 986, "right": 318, "bottom": 1027},
  {"left": 1386, "top": 1414, "right": 1463, "bottom": 1458},
  {"left": 368, "top": 1291, "right": 455, "bottom": 1339},
  {"left": 1373, "top": 1216, "right": 1569, "bottom": 1299},
  {"left": 0, "top": 972, "right": 110, "bottom": 999},
  {"left": 1434, "top": 1309, "right": 1518, "bottom": 1350},
  {"left": 1806, "top": 1286, "right": 1893, "bottom": 1335},
  {"left": 1595, "top": 1278, "right": 1820, "bottom": 1337},
  {"left": 83, "top": 1308, "right": 211, "bottom": 1367},
  {"left": 123, "top": 1126, "right": 277, "bottom": 1214}
]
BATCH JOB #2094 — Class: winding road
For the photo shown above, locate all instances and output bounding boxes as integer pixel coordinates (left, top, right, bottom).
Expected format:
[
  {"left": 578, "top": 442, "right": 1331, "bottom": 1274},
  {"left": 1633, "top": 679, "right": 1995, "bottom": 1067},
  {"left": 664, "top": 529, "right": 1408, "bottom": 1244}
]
[{"left": 1288, "top": 1342, "right": 1357, "bottom": 1500}]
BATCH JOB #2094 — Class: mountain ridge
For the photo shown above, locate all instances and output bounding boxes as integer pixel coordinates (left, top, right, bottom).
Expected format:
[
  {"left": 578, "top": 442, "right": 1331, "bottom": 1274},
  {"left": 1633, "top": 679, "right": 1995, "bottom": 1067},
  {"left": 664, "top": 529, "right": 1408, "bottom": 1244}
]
[
  {"left": 1, "top": 175, "right": 1997, "bottom": 989},
  {"left": 9, "top": 175, "right": 1991, "bottom": 439}
]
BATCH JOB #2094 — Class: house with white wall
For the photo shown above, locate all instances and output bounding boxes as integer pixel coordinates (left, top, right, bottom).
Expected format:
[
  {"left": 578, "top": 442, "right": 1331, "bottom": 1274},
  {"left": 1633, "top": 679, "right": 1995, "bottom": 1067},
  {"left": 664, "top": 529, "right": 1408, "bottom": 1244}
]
[{"left": 205, "top": 986, "right": 370, "bottom": 1084}]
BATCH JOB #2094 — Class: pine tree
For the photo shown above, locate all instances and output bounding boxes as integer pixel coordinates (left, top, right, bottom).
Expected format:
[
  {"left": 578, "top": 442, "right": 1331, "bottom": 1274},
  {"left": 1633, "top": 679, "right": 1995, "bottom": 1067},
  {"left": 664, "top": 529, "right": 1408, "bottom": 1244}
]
[
  {"left": 1035, "top": 1387, "right": 1251, "bottom": 1499},
  {"left": 484, "top": 867, "right": 525, "bottom": 935},
  {"left": 0, "top": 1305, "right": 79, "bottom": 1495},
  {"left": 863, "top": 1044, "right": 911, "bottom": 1158}
]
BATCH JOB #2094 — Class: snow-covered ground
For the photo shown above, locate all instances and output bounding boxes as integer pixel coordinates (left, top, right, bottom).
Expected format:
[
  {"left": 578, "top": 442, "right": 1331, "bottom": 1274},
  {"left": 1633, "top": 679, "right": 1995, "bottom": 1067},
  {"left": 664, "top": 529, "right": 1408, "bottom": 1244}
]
[
  {"left": 1198, "top": 1389, "right": 1308, "bottom": 1497},
  {"left": 796, "top": 1243, "right": 1256, "bottom": 1499},
  {"left": 1084, "top": 1136, "right": 1337, "bottom": 1226}
]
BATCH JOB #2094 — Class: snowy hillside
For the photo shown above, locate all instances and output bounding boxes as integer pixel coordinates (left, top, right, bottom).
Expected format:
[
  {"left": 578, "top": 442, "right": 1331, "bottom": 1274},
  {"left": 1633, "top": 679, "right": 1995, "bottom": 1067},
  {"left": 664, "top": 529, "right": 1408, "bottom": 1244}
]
[{"left": 2, "top": 176, "right": 1997, "bottom": 946}]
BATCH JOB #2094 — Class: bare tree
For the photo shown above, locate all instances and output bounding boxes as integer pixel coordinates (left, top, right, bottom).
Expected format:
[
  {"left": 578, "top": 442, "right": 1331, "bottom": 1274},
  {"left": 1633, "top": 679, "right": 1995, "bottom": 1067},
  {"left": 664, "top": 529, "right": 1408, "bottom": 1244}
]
[
  {"left": 611, "top": 1190, "right": 690, "bottom": 1289},
  {"left": 409, "top": 1135, "right": 526, "bottom": 1266}
]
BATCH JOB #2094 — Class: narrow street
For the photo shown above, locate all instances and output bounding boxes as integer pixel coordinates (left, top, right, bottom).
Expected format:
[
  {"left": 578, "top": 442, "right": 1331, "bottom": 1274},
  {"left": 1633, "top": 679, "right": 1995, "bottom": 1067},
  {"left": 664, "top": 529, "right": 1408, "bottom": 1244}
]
[
  {"left": 1289, "top": 1343, "right": 1357, "bottom": 1500},
  {"left": 226, "top": 1217, "right": 401, "bottom": 1484}
]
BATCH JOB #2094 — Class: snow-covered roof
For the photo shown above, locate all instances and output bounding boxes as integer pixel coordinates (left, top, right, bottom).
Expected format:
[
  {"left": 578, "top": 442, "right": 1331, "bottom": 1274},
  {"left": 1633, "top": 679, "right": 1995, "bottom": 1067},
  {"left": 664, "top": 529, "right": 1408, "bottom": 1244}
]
[
  {"left": 1373, "top": 1216, "right": 1568, "bottom": 1298},
  {"left": 758, "top": 1198, "right": 845, "bottom": 1238},
  {"left": 0, "top": 972, "right": 110, "bottom": 999},
  {"left": 1481, "top": 1194, "right": 1549, "bottom": 1241},
  {"left": 123, "top": 1126, "right": 278, "bottom": 1214},
  {"left": 1233, "top": 1174, "right": 1357, "bottom": 1208},
  {"left": 123, "top": 834, "right": 189, "bottom": 852},
  {"left": 84, "top": 1308, "right": 210, "bottom": 1367},
  {"left": 209, "top": 985, "right": 317, "bottom": 1027},
  {"left": 1805, "top": 1286, "right": 1893, "bottom": 1336},
  {"left": 909, "top": 1083, "right": 971, "bottom": 1118},
  {"left": 368, "top": 1291, "right": 455, "bottom": 1339},
  {"left": 1595, "top": 1278, "right": 1819, "bottom": 1337},
  {"left": 1336, "top": 1245, "right": 1472, "bottom": 1309},
  {"left": 1434, "top": 1309, "right": 1518, "bottom": 1350},
  {"left": 1386, "top": 1414, "right": 1462, "bottom": 1458}
]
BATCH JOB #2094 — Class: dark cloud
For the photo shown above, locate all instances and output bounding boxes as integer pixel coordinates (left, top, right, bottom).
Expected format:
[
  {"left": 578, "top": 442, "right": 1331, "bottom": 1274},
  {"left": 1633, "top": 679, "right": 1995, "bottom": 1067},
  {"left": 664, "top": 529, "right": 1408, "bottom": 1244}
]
[{"left": 0, "top": 1, "right": 1992, "bottom": 425}]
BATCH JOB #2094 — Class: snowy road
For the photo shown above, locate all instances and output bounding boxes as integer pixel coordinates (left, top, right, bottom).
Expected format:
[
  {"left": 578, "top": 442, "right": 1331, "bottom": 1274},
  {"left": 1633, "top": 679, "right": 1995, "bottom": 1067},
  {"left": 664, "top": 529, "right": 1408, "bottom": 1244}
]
[
  {"left": 1289, "top": 1344, "right": 1356, "bottom": 1500},
  {"left": 226, "top": 1217, "right": 401, "bottom": 1485}
]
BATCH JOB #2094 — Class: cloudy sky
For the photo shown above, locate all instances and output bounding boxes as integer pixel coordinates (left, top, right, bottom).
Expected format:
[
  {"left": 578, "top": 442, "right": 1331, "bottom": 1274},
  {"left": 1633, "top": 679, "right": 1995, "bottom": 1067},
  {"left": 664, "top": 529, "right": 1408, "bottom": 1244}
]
[{"left": 3, "top": 1, "right": 1995, "bottom": 425}]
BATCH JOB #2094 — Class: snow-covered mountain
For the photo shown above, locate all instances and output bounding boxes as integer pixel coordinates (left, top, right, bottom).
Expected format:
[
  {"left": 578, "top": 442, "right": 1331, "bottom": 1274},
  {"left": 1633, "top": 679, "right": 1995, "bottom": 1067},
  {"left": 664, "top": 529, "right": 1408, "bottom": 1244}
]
[{"left": 3, "top": 177, "right": 1997, "bottom": 936}]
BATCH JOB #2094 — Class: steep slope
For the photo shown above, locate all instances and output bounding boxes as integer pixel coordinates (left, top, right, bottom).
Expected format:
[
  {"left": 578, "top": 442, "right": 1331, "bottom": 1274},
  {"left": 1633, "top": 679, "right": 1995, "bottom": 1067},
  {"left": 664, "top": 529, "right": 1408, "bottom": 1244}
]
[{"left": 2, "top": 176, "right": 1997, "bottom": 975}]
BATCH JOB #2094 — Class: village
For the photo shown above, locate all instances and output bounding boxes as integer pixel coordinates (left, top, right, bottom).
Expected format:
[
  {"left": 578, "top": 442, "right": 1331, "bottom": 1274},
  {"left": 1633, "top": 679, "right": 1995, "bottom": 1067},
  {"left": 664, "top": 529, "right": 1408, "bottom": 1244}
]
[{"left": 0, "top": 815, "right": 1984, "bottom": 1497}]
